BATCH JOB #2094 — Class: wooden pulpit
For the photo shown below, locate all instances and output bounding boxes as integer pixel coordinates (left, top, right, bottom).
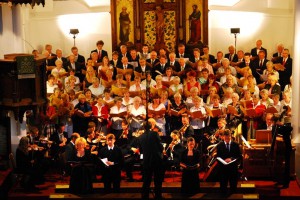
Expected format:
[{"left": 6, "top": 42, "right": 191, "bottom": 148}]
[{"left": 0, "top": 53, "right": 47, "bottom": 122}]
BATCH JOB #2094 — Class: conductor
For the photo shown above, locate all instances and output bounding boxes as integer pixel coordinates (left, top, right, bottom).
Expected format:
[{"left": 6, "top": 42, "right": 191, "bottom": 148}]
[{"left": 139, "top": 121, "right": 164, "bottom": 199}]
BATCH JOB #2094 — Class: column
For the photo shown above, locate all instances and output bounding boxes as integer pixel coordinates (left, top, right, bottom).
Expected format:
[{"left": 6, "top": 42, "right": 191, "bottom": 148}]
[{"left": 292, "top": 0, "right": 300, "bottom": 183}]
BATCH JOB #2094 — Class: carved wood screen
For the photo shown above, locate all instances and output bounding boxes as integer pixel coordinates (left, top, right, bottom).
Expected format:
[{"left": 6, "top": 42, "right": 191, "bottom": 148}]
[{"left": 111, "top": 0, "right": 208, "bottom": 52}]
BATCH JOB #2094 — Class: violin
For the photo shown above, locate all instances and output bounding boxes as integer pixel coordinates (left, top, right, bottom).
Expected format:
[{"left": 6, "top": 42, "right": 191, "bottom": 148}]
[
  {"left": 28, "top": 144, "right": 44, "bottom": 151},
  {"left": 178, "top": 124, "right": 188, "bottom": 135}
]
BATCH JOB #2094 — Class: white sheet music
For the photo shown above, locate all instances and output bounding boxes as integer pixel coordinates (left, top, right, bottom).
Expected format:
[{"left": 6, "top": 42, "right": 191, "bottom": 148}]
[
  {"left": 217, "top": 157, "right": 237, "bottom": 165},
  {"left": 240, "top": 135, "right": 252, "bottom": 149},
  {"left": 101, "top": 158, "right": 109, "bottom": 166}
]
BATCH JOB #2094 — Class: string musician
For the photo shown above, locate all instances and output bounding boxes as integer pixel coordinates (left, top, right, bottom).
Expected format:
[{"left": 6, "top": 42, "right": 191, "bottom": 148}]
[
  {"left": 205, "top": 118, "right": 228, "bottom": 170},
  {"left": 16, "top": 136, "right": 45, "bottom": 191},
  {"left": 118, "top": 120, "right": 142, "bottom": 182},
  {"left": 30, "top": 126, "right": 53, "bottom": 173},
  {"left": 50, "top": 123, "right": 68, "bottom": 160},
  {"left": 179, "top": 113, "right": 194, "bottom": 146},
  {"left": 163, "top": 130, "right": 185, "bottom": 171},
  {"left": 211, "top": 118, "right": 227, "bottom": 144}
]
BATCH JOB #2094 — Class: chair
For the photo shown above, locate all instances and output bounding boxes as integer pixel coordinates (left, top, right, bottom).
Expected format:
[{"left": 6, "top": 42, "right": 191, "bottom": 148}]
[
  {"left": 170, "top": 165, "right": 178, "bottom": 181},
  {"left": 8, "top": 153, "right": 24, "bottom": 185},
  {"left": 58, "top": 152, "right": 67, "bottom": 179}
]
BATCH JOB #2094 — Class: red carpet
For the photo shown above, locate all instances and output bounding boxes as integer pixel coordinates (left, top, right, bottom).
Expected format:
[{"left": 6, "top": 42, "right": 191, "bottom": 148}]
[{"left": 4, "top": 168, "right": 300, "bottom": 199}]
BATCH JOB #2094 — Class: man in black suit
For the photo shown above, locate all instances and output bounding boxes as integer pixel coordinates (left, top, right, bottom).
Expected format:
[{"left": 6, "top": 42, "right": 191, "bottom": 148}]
[
  {"left": 272, "top": 43, "right": 284, "bottom": 59},
  {"left": 71, "top": 46, "right": 85, "bottom": 69},
  {"left": 152, "top": 55, "right": 169, "bottom": 79},
  {"left": 167, "top": 52, "right": 180, "bottom": 71},
  {"left": 50, "top": 123, "right": 68, "bottom": 160},
  {"left": 26, "top": 126, "right": 40, "bottom": 145},
  {"left": 180, "top": 114, "right": 194, "bottom": 145},
  {"left": 110, "top": 51, "right": 122, "bottom": 68},
  {"left": 251, "top": 50, "right": 269, "bottom": 84},
  {"left": 258, "top": 113, "right": 274, "bottom": 130},
  {"left": 190, "top": 48, "right": 202, "bottom": 64},
  {"left": 64, "top": 132, "right": 80, "bottom": 175},
  {"left": 201, "top": 45, "right": 216, "bottom": 65},
  {"left": 117, "top": 56, "right": 134, "bottom": 80},
  {"left": 146, "top": 50, "right": 160, "bottom": 68},
  {"left": 66, "top": 54, "right": 84, "bottom": 82},
  {"left": 91, "top": 40, "right": 108, "bottom": 63},
  {"left": 216, "top": 130, "right": 242, "bottom": 194},
  {"left": 236, "top": 52, "right": 254, "bottom": 76},
  {"left": 276, "top": 49, "right": 292, "bottom": 90},
  {"left": 129, "top": 49, "right": 140, "bottom": 62},
  {"left": 225, "top": 45, "right": 238, "bottom": 63},
  {"left": 99, "top": 134, "right": 124, "bottom": 193},
  {"left": 176, "top": 43, "right": 191, "bottom": 60},
  {"left": 139, "top": 121, "right": 164, "bottom": 199},
  {"left": 212, "top": 51, "right": 224, "bottom": 72},
  {"left": 54, "top": 49, "right": 68, "bottom": 70},
  {"left": 139, "top": 44, "right": 150, "bottom": 60},
  {"left": 250, "top": 39, "right": 267, "bottom": 60},
  {"left": 118, "top": 44, "right": 132, "bottom": 62},
  {"left": 174, "top": 58, "right": 192, "bottom": 81},
  {"left": 65, "top": 133, "right": 80, "bottom": 162},
  {"left": 135, "top": 58, "right": 151, "bottom": 80}
]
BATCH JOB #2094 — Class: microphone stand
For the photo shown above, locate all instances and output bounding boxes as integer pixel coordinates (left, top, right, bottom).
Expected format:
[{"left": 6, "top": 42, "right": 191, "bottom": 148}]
[{"left": 145, "top": 81, "right": 150, "bottom": 130}]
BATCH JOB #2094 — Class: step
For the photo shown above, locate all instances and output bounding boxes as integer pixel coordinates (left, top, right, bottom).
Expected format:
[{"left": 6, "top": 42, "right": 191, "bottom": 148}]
[
  {"left": 55, "top": 182, "right": 256, "bottom": 194},
  {"left": 49, "top": 192, "right": 260, "bottom": 199}
]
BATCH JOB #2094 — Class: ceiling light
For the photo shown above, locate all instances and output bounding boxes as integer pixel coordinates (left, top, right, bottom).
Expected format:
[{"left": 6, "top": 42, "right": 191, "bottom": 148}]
[
  {"left": 83, "top": 0, "right": 110, "bottom": 7},
  {"left": 209, "top": 0, "right": 240, "bottom": 7}
]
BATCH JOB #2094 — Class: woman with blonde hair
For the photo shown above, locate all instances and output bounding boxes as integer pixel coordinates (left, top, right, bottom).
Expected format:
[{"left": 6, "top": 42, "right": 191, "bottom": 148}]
[
  {"left": 83, "top": 66, "right": 96, "bottom": 90},
  {"left": 69, "top": 137, "right": 95, "bottom": 194},
  {"left": 243, "top": 75, "right": 259, "bottom": 97},
  {"left": 205, "top": 86, "right": 217, "bottom": 105},
  {"left": 264, "top": 75, "right": 281, "bottom": 97}
]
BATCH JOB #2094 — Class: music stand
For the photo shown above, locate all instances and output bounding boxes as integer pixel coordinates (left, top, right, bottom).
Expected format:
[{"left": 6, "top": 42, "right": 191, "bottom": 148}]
[
  {"left": 70, "top": 29, "right": 79, "bottom": 46},
  {"left": 230, "top": 28, "right": 240, "bottom": 54}
]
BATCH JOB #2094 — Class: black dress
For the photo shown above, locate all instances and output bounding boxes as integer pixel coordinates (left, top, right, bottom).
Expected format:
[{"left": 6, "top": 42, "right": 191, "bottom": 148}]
[
  {"left": 69, "top": 149, "right": 94, "bottom": 194},
  {"left": 181, "top": 148, "right": 201, "bottom": 195}
]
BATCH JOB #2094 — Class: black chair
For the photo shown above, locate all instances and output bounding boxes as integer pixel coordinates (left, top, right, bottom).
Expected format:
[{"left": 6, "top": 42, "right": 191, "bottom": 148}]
[{"left": 8, "top": 153, "right": 24, "bottom": 185}]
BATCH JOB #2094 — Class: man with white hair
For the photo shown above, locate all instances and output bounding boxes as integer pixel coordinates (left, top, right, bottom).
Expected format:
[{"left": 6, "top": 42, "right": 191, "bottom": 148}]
[
  {"left": 250, "top": 39, "right": 268, "bottom": 59},
  {"left": 225, "top": 45, "right": 238, "bottom": 62}
]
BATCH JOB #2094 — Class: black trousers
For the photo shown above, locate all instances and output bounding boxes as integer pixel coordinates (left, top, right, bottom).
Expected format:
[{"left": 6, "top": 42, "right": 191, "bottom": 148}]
[
  {"left": 219, "top": 164, "right": 238, "bottom": 193},
  {"left": 142, "top": 163, "right": 164, "bottom": 199},
  {"left": 102, "top": 166, "right": 121, "bottom": 193}
]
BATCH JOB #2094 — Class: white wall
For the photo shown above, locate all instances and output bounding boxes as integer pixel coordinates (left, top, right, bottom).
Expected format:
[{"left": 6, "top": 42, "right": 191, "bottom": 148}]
[
  {"left": 0, "top": 5, "right": 25, "bottom": 58},
  {"left": 26, "top": 1, "right": 111, "bottom": 59},
  {"left": 208, "top": 0, "right": 295, "bottom": 59},
  {"left": 0, "top": 0, "right": 112, "bottom": 60}
]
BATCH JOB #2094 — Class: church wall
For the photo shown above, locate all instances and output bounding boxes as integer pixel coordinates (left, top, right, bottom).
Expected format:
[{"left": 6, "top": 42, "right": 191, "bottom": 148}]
[{"left": 208, "top": 8, "right": 294, "bottom": 59}]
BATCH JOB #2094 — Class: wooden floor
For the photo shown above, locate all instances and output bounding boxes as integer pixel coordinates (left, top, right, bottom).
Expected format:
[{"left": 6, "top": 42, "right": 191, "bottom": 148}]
[{"left": 4, "top": 169, "right": 300, "bottom": 200}]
